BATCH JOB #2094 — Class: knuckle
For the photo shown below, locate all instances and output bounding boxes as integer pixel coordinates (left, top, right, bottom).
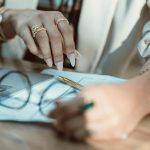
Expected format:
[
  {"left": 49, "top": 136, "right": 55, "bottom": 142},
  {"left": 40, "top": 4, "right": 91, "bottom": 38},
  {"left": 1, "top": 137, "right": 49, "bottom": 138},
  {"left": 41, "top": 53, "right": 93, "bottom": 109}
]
[
  {"left": 29, "top": 13, "right": 42, "bottom": 23},
  {"left": 55, "top": 11, "right": 63, "bottom": 17},
  {"left": 36, "top": 12, "right": 44, "bottom": 19}
]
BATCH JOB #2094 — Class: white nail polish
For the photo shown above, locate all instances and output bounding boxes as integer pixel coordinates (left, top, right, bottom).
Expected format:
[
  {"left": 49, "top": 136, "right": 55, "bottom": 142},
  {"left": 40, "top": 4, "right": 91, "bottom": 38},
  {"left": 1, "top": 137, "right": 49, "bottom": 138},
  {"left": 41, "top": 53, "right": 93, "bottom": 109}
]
[
  {"left": 45, "top": 58, "right": 53, "bottom": 67},
  {"left": 67, "top": 53, "right": 75, "bottom": 67},
  {"left": 56, "top": 61, "right": 63, "bottom": 70},
  {"left": 74, "top": 50, "right": 81, "bottom": 59}
]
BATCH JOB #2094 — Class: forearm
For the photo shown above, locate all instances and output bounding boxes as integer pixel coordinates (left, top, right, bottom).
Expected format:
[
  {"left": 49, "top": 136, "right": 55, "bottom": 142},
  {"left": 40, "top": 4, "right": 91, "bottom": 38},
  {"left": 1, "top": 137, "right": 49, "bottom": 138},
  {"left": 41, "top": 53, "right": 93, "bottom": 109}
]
[
  {"left": 125, "top": 72, "right": 150, "bottom": 118},
  {"left": 121, "top": 59, "right": 150, "bottom": 117},
  {"left": 134, "top": 20, "right": 150, "bottom": 114}
]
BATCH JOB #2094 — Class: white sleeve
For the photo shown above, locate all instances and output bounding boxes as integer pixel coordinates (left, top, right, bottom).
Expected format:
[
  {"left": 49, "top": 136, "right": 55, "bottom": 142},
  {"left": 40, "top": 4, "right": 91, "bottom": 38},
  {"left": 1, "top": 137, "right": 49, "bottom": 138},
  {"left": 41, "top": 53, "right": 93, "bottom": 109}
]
[{"left": 137, "top": 21, "right": 150, "bottom": 62}]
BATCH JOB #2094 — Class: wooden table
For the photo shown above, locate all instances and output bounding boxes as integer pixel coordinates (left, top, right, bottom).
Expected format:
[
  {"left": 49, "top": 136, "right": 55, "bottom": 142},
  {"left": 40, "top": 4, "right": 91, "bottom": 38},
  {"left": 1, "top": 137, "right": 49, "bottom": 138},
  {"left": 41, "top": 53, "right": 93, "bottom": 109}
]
[{"left": 0, "top": 58, "right": 150, "bottom": 150}]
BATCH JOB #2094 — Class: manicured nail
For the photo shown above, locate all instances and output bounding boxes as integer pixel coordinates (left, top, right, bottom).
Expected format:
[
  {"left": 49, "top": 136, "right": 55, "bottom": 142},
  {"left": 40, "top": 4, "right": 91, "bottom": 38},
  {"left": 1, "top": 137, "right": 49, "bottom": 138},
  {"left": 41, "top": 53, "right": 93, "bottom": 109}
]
[
  {"left": 56, "top": 61, "right": 63, "bottom": 70},
  {"left": 45, "top": 58, "right": 53, "bottom": 67},
  {"left": 75, "top": 50, "right": 81, "bottom": 59},
  {"left": 67, "top": 53, "right": 75, "bottom": 67}
]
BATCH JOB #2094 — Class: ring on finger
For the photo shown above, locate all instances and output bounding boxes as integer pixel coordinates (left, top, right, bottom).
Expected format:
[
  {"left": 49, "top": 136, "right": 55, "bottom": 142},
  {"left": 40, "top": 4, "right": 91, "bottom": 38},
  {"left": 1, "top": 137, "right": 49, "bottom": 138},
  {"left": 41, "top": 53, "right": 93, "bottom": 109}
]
[
  {"left": 55, "top": 18, "right": 69, "bottom": 26},
  {"left": 31, "top": 25, "right": 47, "bottom": 38}
]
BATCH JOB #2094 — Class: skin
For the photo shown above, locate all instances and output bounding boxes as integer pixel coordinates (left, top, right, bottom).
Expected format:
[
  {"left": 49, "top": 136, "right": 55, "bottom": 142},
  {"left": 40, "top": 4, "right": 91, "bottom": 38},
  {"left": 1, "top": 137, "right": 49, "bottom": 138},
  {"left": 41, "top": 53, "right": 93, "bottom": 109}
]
[
  {"left": 2, "top": 8, "right": 150, "bottom": 142},
  {"left": 50, "top": 71, "right": 150, "bottom": 141},
  {"left": 1, "top": 9, "right": 77, "bottom": 70}
]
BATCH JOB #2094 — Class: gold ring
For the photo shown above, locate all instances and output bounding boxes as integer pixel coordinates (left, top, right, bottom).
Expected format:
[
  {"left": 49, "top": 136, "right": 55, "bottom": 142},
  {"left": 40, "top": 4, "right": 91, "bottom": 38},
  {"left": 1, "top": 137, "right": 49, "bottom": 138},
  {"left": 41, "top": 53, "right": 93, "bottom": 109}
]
[
  {"left": 31, "top": 25, "right": 47, "bottom": 38},
  {"left": 55, "top": 18, "right": 69, "bottom": 26}
]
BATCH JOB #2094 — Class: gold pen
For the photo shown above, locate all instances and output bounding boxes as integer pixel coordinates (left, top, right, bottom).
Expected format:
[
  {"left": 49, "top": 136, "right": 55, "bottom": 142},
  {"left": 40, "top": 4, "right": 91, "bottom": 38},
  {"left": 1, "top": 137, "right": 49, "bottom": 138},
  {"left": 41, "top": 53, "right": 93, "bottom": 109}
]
[{"left": 57, "top": 76, "right": 84, "bottom": 90}]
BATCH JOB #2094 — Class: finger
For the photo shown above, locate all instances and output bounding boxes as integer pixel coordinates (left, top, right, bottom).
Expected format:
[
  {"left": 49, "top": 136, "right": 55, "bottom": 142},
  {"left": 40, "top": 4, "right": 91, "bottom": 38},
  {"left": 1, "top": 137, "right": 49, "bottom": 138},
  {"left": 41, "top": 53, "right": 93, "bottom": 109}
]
[
  {"left": 55, "top": 15, "right": 76, "bottom": 66},
  {"left": 56, "top": 116, "right": 88, "bottom": 141},
  {"left": 50, "top": 105, "right": 70, "bottom": 119},
  {"left": 18, "top": 26, "right": 41, "bottom": 58},
  {"left": 29, "top": 23, "right": 53, "bottom": 67},
  {"left": 58, "top": 115, "right": 85, "bottom": 133},
  {"left": 72, "top": 127, "right": 90, "bottom": 141},
  {"left": 74, "top": 50, "right": 81, "bottom": 59},
  {"left": 44, "top": 22, "right": 64, "bottom": 70},
  {"left": 49, "top": 95, "right": 84, "bottom": 119},
  {"left": 50, "top": 104, "right": 80, "bottom": 121},
  {"left": 58, "top": 113, "right": 110, "bottom": 137}
]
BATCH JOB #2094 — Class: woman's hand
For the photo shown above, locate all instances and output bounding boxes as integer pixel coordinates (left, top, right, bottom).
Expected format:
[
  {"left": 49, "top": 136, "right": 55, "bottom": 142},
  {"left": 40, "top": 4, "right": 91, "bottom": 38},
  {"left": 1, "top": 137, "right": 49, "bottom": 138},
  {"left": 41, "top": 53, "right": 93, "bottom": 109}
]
[
  {"left": 50, "top": 75, "right": 150, "bottom": 141},
  {"left": 2, "top": 9, "right": 77, "bottom": 70}
]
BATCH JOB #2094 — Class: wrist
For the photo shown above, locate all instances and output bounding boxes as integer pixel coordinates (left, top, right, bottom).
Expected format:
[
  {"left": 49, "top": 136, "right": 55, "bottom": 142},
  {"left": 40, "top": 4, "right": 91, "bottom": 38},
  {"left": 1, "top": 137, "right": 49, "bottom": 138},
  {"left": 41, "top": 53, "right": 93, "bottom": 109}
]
[
  {"left": 2, "top": 8, "right": 16, "bottom": 22},
  {"left": 126, "top": 72, "right": 150, "bottom": 116},
  {"left": 1, "top": 8, "right": 17, "bottom": 40},
  {"left": 139, "top": 72, "right": 150, "bottom": 115}
]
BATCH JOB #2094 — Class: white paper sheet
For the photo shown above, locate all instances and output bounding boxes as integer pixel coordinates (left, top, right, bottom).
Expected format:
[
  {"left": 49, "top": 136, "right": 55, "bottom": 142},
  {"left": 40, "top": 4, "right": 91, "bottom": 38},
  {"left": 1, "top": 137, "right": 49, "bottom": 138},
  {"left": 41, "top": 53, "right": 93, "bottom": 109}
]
[{"left": 0, "top": 69, "right": 126, "bottom": 123}]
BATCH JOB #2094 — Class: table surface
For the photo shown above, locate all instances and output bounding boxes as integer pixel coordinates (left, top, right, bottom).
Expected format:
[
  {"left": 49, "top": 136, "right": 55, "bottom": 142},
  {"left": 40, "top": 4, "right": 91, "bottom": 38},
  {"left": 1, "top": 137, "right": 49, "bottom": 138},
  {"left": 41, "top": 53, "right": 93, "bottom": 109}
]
[{"left": 0, "top": 58, "right": 150, "bottom": 150}]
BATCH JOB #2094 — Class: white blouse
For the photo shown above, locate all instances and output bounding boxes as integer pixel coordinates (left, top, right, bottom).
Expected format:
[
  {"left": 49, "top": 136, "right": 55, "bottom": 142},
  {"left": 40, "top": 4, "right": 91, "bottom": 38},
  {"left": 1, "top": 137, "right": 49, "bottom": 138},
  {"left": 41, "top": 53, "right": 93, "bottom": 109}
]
[{"left": 76, "top": 0, "right": 150, "bottom": 76}]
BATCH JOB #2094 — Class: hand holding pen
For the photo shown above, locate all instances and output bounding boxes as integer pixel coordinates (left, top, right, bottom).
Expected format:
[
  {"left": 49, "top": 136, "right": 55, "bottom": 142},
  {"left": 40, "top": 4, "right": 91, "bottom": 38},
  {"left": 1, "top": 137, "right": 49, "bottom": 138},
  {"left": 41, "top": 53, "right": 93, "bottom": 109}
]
[
  {"left": 49, "top": 80, "right": 145, "bottom": 141},
  {"left": 50, "top": 95, "right": 94, "bottom": 141}
]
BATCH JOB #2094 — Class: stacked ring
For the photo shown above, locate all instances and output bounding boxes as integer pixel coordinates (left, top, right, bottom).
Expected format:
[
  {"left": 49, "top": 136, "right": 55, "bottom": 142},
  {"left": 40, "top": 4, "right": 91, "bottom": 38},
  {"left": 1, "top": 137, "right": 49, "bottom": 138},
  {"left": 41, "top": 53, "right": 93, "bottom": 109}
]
[
  {"left": 31, "top": 25, "right": 47, "bottom": 38},
  {"left": 55, "top": 18, "right": 69, "bottom": 26}
]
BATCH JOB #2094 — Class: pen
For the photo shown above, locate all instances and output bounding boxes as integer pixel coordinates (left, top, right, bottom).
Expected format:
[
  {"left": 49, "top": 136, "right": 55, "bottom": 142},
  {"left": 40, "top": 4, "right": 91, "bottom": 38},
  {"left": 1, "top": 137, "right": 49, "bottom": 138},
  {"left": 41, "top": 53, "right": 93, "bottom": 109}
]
[
  {"left": 56, "top": 76, "right": 94, "bottom": 112},
  {"left": 80, "top": 102, "right": 94, "bottom": 112},
  {"left": 57, "top": 76, "right": 84, "bottom": 90},
  {"left": 55, "top": 100, "right": 94, "bottom": 112}
]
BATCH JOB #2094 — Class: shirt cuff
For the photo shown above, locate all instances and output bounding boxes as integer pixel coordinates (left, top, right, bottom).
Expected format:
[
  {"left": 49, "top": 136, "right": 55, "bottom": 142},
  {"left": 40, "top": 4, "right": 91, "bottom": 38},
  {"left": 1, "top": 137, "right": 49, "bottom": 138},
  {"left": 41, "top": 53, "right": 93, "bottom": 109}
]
[{"left": 137, "top": 21, "right": 150, "bottom": 62}]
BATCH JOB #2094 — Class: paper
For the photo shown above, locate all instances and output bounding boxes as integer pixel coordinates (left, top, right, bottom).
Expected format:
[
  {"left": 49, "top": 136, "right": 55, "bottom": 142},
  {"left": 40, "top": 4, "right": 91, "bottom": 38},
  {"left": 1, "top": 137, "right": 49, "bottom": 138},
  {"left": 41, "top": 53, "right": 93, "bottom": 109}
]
[{"left": 0, "top": 69, "right": 125, "bottom": 123}]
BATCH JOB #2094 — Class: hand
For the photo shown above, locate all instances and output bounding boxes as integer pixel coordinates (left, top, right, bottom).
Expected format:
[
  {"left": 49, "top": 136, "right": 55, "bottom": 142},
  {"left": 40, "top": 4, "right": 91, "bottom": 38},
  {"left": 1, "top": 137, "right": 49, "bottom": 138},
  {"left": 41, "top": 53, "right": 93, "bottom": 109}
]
[
  {"left": 2, "top": 9, "right": 77, "bottom": 70},
  {"left": 50, "top": 78, "right": 149, "bottom": 141}
]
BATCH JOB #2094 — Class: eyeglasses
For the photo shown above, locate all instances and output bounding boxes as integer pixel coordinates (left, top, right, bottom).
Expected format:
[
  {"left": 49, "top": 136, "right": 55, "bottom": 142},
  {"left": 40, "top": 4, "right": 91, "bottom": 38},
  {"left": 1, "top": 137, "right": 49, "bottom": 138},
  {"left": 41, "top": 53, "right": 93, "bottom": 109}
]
[
  {"left": 0, "top": 70, "right": 84, "bottom": 117},
  {"left": 0, "top": 71, "right": 31, "bottom": 109},
  {"left": 38, "top": 77, "right": 82, "bottom": 116}
]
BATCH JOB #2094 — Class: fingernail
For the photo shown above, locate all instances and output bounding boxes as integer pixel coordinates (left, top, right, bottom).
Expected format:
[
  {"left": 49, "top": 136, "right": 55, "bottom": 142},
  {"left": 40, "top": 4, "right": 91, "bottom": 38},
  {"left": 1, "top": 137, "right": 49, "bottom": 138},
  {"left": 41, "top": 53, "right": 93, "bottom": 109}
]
[
  {"left": 45, "top": 58, "right": 53, "bottom": 67},
  {"left": 56, "top": 61, "right": 63, "bottom": 70},
  {"left": 55, "top": 99, "right": 61, "bottom": 106},
  {"left": 75, "top": 50, "right": 81, "bottom": 59},
  {"left": 67, "top": 53, "right": 75, "bottom": 67}
]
